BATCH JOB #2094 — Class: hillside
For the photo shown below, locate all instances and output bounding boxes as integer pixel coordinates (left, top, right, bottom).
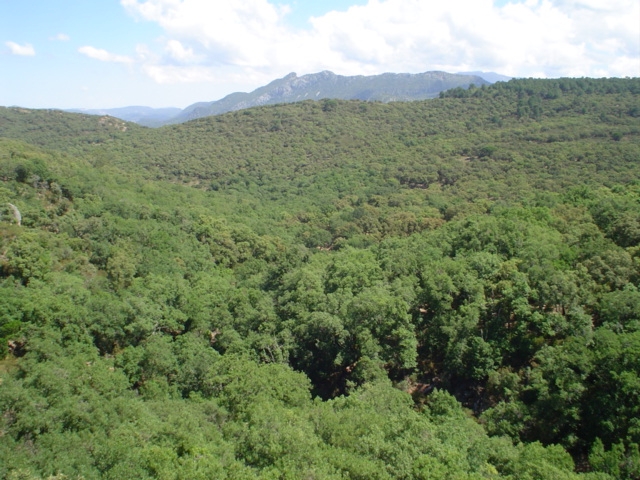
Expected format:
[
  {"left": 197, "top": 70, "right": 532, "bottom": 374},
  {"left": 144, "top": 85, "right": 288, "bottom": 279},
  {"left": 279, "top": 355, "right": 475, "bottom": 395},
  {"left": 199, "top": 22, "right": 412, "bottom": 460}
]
[
  {"left": 1, "top": 78, "right": 638, "bottom": 190},
  {"left": 0, "top": 77, "right": 639, "bottom": 479}
]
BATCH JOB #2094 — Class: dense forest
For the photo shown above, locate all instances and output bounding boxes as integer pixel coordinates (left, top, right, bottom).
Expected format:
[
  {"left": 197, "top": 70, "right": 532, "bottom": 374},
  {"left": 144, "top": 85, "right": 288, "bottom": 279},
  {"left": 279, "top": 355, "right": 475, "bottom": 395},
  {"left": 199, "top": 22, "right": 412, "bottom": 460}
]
[{"left": 0, "top": 77, "right": 639, "bottom": 479}]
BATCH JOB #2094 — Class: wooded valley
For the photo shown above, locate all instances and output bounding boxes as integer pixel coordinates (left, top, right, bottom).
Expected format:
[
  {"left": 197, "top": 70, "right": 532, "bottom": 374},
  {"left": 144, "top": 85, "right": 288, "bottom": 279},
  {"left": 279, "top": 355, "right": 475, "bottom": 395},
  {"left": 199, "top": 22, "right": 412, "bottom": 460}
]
[{"left": 0, "top": 77, "right": 639, "bottom": 479}]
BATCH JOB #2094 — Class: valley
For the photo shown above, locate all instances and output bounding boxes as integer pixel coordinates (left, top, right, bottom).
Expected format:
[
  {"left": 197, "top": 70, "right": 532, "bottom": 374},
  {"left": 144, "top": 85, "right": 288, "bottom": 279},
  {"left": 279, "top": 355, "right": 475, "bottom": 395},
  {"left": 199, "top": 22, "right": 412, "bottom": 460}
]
[{"left": 0, "top": 77, "right": 639, "bottom": 479}]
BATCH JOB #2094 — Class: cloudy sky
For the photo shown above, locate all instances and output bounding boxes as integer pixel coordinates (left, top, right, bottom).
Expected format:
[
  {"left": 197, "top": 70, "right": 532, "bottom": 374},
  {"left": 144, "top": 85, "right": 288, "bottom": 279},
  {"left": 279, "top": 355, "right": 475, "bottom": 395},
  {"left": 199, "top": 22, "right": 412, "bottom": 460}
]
[{"left": 1, "top": 0, "right": 638, "bottom": 109}]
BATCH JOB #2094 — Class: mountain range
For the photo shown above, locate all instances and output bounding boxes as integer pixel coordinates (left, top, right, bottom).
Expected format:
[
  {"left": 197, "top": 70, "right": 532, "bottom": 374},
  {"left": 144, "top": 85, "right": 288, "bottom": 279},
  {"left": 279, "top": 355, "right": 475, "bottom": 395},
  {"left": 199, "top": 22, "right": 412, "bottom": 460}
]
[{"left": 69, "top": 70, "right": 505, "bottom": 126}]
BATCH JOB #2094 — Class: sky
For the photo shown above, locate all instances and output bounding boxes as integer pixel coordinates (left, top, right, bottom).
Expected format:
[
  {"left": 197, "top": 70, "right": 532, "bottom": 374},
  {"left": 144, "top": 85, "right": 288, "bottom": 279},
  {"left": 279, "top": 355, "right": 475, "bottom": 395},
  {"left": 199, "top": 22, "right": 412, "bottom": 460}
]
[{"left": 1, "top": 0, "right": 638, "bottom": 109}]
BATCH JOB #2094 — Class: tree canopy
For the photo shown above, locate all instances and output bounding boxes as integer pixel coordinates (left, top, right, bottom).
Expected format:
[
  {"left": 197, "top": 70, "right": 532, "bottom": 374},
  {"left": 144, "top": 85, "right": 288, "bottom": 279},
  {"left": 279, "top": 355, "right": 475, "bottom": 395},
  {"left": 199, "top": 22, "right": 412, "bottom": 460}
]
[{"left": 1, "top": 77, "right": 639, "bottom": 478}]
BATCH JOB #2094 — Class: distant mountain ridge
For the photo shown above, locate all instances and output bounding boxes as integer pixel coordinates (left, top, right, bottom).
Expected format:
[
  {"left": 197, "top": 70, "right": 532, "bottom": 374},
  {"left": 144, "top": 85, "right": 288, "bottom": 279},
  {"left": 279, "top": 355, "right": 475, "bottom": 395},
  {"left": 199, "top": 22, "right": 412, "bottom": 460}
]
[
  {"left": 168, "top": 70, "right": 491, "bottom": 124},
  {"left": 64, "top": 70, "right": 507, "bottom": 127}
]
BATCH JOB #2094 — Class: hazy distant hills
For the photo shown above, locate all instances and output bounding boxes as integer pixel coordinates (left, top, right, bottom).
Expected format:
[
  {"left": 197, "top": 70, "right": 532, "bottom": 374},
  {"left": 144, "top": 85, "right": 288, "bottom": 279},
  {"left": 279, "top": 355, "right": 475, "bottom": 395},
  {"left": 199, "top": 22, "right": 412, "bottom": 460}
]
[
  {"left": 65, "top": 70, "right": 503, "bottom": 127},
  {"left": 458, "top": 71, "right": 512, "bottom": 83},
  {"left": 169, "top": 70, "right": 491, "bottom": 125},
  {"left": 66, "top": 106, "right": 181, "bottom": 127}
]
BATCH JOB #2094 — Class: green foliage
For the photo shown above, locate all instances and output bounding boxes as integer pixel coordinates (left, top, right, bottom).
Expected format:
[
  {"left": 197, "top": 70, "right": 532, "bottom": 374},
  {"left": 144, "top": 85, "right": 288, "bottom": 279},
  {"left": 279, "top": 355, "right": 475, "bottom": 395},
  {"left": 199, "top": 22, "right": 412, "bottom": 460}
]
[
  {"left": 590, "top": 438, "right": 640, "bottom": 480},
  {"left": 0, "top": 78, "right": 638, "bottom": 477}
]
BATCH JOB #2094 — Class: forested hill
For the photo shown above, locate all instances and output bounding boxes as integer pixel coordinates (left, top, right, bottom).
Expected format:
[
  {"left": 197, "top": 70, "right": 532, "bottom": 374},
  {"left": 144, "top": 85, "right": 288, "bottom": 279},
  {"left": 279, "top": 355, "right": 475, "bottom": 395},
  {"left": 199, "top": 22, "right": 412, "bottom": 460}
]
[
  {"left": 0, "top": 77, "right": 639, "bottom": 479},
  {"left": 1, "top": 77, "right": 638, "bottom": 188}
]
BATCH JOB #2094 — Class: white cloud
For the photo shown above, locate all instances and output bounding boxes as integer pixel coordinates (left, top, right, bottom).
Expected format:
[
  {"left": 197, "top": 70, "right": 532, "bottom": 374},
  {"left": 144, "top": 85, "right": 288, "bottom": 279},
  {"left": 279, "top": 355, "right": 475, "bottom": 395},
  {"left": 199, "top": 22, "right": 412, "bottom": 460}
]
[
  {"left": 50, "top": 33, "right": 70, "bottom": 41},
  {"left": 78, "top": 46, "right": 134, "bottom": 64},
  {"left": 123, "top": 0, "right": 293, "bottom": 66},
  {"left": 142, "top": 64, "right": 217, "bottom": 83},
  {"left": 120, "top": 0, "right": 640, "bottom": 86},
  {"left": 165, "top": 39, "right": 199, "bottom": 63},
  {"left": 6, "top": 41, "right": 35, "bottom": 56}
]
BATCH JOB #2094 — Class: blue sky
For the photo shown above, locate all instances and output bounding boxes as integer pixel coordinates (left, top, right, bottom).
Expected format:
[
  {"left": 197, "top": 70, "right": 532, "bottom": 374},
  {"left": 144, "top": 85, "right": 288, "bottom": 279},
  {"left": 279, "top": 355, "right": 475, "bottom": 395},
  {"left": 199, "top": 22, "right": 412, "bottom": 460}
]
[{"left": 1, "top": 0, "right": 638, "bottom": 109}]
